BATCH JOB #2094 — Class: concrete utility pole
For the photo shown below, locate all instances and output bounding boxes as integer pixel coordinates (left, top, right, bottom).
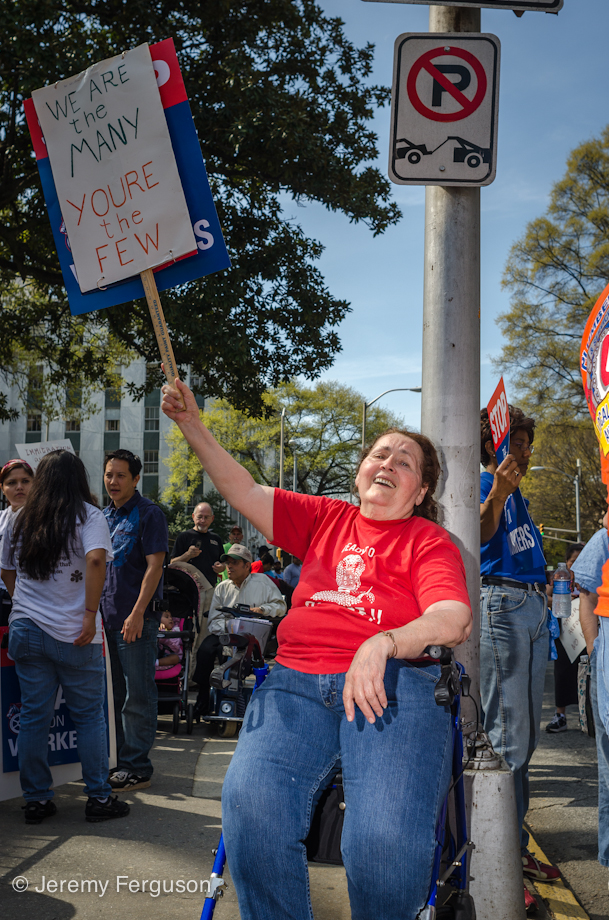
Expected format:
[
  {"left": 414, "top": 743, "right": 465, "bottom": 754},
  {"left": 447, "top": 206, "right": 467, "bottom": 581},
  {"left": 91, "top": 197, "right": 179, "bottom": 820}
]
[{"left": 420, "top": 7, "right": 524, "bottom": 919}]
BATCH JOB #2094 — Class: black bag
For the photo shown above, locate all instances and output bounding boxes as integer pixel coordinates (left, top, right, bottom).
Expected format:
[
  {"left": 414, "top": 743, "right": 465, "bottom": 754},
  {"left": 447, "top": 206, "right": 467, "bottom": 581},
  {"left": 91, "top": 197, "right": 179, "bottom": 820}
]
[{"left": 305, "top": 773, "right": 345, "bottom": 866}]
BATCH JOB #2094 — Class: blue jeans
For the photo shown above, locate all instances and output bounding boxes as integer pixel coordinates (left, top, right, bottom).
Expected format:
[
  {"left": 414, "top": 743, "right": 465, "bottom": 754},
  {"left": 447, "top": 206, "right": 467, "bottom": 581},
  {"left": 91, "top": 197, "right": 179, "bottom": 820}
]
[
  {"left": 591, "top": 628, "right": 609, "bottom": 866},
  {"left": 8, "top": 617, "right": 111, "bottom": 801},
  {"left": 105, "top": 616, "right": 158, "bottom": 778},
  {"left": 222, "top": 660, "right": 453, "bottom": 920},
  {"left": 480, "top": 584, "right": 548, "bottom": 854}
]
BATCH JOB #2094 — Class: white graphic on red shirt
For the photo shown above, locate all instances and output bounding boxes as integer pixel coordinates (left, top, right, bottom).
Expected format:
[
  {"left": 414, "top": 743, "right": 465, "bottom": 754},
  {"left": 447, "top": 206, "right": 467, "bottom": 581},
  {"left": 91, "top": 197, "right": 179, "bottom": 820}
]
[{"left": 311, "top": 553, "right": 375, "bottom": 606}]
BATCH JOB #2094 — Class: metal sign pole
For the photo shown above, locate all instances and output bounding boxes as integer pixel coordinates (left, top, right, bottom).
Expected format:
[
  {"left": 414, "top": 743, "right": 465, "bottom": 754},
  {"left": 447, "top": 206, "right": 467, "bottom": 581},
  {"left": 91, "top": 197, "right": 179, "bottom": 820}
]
[
  {"left": 421, "top": 1, "right": 481, "bottom": 706},
  {"left": 420, "top": 7, "right": 525, "bottom": 919}
]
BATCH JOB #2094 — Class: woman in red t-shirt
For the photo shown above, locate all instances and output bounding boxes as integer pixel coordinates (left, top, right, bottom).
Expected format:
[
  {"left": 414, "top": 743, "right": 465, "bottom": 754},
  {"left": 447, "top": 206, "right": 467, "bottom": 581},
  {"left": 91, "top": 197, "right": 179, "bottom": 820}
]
[{"left": 162, "top": 378, "right": 471, "bottom": 920}]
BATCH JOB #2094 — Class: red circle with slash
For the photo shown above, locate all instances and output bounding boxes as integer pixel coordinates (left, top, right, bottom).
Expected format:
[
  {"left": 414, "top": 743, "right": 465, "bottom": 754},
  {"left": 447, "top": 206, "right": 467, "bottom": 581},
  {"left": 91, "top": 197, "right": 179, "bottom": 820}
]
[{"left": 407, "top": 46, "right": 487, "bottom": 123}]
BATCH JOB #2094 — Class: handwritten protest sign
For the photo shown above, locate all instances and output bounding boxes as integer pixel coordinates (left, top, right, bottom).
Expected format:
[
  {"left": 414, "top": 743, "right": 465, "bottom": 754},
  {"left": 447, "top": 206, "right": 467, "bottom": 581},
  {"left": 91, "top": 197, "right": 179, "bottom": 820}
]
[
  {"left": 24, "top": 39, "right": 230, "bottom": 316},
  {"left": 26, "top": 39, "right": 231, "bottom": 395},
  {"left": 32, "top": 43, "right": 196, "bottom": 293},
  {"left": 487, "top": 378, "right": 545, "bottom": 572},
  {"left": 15, "top": 439, "right": 76, "bottom": 470}
]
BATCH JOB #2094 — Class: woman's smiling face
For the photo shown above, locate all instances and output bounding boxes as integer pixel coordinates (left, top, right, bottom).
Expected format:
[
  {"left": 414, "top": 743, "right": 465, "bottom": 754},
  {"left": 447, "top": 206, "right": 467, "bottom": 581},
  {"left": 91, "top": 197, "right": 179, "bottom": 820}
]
[{"left": 355, "top": 433, "right": 428, "bottom": 520}]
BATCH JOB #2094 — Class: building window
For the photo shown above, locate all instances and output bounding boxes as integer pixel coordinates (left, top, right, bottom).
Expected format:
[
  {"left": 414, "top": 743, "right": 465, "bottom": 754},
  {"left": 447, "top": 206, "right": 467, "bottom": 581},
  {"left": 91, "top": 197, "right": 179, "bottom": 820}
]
[
  {"left": 65, "top": 419, "right": 80, "bottom": 432},
  {"left": 145, "top": 407, "right": 160, "bottom": 431},
  {"left": 105, "top": 419, "right": 120, "bottom": 432},
  {"left": 27, "top": 414, "right": 42, "bottom": 432},
  {"left": 144, "top": 450, "right": 158, "bottom": 474},
  {"left": 105, "top": 387, "right": 121, "bottom": 408}
]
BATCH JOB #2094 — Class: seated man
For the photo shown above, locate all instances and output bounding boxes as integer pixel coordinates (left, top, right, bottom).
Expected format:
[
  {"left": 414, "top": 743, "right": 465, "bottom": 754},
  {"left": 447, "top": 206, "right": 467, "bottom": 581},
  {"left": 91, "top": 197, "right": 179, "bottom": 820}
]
[{"left": 193, "top": 544, "right": 287, "bottom": 716}]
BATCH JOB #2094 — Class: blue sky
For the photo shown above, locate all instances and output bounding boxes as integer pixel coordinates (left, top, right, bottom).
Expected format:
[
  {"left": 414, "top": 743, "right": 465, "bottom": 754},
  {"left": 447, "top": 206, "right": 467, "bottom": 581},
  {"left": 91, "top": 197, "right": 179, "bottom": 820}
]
[{"left": 289, "top": 0, "right": 608, "bottom": 428}]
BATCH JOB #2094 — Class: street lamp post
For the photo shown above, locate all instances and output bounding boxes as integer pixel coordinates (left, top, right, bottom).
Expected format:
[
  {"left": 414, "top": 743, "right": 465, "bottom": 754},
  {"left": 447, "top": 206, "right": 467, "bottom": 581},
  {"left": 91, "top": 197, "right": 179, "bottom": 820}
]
[
  {"left": 279, "top": 408, "right": 286, "bottom": 490},
  {"left": 288, "top": 438, "right": 298, "bottom": 492},
  {"left": 361, "top": 387, "right": 422, "bottom": 451},
  {"left": 530, "top": 458, "right": 582, "bottom": 542}
]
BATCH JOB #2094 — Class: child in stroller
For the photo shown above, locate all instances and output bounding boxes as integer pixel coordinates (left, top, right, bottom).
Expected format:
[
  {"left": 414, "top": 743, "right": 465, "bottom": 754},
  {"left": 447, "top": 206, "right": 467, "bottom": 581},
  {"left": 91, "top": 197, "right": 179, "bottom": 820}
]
[
  {"left": 156, "top": 610, "right": 183, "bottom": 671},
  {"left": 155, "top": 573, "right": 198, "bottom": 734}
]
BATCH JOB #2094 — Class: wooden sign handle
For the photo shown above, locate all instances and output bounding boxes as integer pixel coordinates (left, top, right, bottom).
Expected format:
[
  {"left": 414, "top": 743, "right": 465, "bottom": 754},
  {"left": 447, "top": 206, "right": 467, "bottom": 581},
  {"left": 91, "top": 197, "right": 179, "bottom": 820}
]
[{"left": 140, "top": 268, "right": 186, "bottom": 409}]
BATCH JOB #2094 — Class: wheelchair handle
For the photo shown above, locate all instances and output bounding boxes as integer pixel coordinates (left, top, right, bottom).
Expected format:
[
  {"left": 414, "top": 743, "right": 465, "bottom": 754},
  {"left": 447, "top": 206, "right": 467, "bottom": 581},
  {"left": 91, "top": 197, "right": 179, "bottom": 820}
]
[
  {"left": 218, "top": 605, "right": 260, "bottom": 619},
  {"left": 423, "top": 645, "right": 452, "bottom": 663}
]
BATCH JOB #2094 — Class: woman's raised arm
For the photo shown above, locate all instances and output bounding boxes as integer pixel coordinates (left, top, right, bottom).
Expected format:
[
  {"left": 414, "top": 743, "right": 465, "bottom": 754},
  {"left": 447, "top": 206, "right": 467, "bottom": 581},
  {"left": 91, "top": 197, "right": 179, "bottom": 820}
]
[{"left": 162, "top": 378, "right": 275, "bottom": 540}]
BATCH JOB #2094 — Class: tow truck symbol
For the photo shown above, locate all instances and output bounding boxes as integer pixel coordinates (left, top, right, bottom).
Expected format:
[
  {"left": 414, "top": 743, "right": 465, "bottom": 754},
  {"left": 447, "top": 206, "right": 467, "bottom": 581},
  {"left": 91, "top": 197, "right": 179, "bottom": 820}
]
[{"left": 395, "top": 136, "right": 491, "bottom": 168}]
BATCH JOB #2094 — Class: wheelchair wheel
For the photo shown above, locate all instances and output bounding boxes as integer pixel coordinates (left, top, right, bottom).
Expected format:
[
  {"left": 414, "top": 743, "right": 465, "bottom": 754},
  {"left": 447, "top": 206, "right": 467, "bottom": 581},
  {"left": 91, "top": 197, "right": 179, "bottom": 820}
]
[
  {"left": 186, "top": 703, "right": 194, "bottom": 735},
  {"left": 217, "top": 720, "right": 237, "bottom": 738},
  {"left": 172, "top": 702, "right": 180, "bottom": 734}
]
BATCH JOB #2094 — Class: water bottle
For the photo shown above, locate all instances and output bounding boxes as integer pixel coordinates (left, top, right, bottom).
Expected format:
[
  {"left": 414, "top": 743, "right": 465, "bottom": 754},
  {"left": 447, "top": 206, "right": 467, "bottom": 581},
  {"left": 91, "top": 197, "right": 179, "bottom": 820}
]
[{"left": 552, "top": 563, "right": 572, "bottom": 619}]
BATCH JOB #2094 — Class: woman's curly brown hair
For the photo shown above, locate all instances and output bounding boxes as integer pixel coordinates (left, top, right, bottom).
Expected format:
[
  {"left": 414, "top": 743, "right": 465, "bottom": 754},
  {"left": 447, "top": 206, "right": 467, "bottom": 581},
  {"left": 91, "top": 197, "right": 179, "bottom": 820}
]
[
  {"left": 357, "top": 428, "right": 441, "bottom": 523},
  {"left": 480, "top": 405, "right": 535, "bottom": 467}
]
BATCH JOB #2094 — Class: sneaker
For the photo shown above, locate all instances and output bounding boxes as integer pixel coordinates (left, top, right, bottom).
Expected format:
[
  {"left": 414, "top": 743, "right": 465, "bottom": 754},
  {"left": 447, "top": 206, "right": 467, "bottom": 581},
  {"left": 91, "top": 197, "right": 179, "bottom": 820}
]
[
  {"left": 85, "top": 795, "right": 130, "bottom": 823},
  {"left": 524, "top": 884, "right": 538, "bottom": 913},
  {"left": 23, "top": 800, "right": 57, "bottom": 825},
  {"left": 522, "top": 853, "right": 561, "bottom": 882},
  {"left": 108, "top": 770, "right": 151, "bottom": 792},
  {"left": 546, "top": 713, "right": 567, "bottom": 733}
]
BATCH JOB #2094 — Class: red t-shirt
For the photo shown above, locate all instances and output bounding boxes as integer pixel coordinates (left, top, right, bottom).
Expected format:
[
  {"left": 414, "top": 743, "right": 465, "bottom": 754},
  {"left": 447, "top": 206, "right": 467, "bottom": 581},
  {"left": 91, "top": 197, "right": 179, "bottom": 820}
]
[{"left": 272, "top": 491, "right": 471, "bottom": 674}]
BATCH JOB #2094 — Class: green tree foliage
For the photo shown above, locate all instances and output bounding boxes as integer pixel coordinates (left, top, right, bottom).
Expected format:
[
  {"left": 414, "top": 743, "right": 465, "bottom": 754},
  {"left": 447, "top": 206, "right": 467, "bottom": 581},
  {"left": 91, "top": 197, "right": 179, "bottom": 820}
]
[
  {"left": 499, "top": 126, "right": 609, "bottom": 421},
  {"left": 163, "top": 380, "right": 403, "bottom": 504},
  {"left": 519, "top": 421, "right": 606, "bottom": 566},
  {"left": 0, "top": 0, "right": 399, "bottom": 418}
]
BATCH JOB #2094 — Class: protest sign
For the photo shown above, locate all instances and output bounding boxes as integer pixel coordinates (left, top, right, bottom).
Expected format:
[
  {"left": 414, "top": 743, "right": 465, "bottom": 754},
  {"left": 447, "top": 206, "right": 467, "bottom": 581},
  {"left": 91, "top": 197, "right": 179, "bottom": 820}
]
[
  {"left": 560, "top": 598, "right": 586, "bottom": 664},
  {"left": 487, "top": 378, "right": 545, "bottom": 572},
  {"left": 25, "top": 39, "right": 231, "bottom": 392},
  {"left": 24, "top": 38, "right": 230, "bottom": 316},
  {"left": 580, "top": 282, "right": 609, "bottom": 471},
  {"left": 15, "top": 439, "right": 76, "bottom": 469},
  {"left": 487, "top": 376, "right": 510, "bottom": 463},
  {"left": 32, "top": 43, "right": 196, "bottom": 293}
]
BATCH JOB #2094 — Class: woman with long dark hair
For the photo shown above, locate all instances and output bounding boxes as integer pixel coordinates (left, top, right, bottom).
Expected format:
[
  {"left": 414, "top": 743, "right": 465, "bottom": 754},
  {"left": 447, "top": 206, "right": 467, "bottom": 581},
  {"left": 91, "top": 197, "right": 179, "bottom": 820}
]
[{"left": 1, "top": 450, "right": 129, "bottom": 824}]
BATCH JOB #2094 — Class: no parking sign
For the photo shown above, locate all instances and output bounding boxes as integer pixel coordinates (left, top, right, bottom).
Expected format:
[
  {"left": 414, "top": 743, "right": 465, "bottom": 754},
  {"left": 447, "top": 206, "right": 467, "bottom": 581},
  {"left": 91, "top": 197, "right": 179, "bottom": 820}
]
[{"left": 389, "top": 33, "right": 500, "bottom": 186}]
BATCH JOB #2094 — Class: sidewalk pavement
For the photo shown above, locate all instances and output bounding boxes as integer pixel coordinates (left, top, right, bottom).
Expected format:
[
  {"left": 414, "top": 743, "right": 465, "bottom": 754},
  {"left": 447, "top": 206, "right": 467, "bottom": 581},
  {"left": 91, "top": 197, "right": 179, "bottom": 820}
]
[
  {"left": 0, "top": 662, "right": 605, "bottom": 920},
  {"left": 526, "top": 662, "right": 607, "bottom": 920},
  {"left": 0, "top": 710, "right": 350, "bottom": 920}
]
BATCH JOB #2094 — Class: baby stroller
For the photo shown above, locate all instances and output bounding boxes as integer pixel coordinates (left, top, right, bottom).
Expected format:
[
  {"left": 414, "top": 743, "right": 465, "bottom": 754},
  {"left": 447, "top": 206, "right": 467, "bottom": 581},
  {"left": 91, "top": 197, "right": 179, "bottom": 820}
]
[
  {"left": 155, "top": 566, "right": 199, "bottom": 734},
  {"left": 199, "top": 604, "right": 273, "bottom": 738}
]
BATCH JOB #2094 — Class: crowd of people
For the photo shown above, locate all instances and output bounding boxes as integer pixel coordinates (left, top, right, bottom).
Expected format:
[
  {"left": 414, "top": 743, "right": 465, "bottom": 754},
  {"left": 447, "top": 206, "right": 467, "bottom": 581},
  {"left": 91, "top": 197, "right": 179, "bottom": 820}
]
[
  {"left": 2, "top": 385, "right": 609, "bottom": 919},
  {"left": 0, "top": 446, "right": 300, "bottom": 827}
]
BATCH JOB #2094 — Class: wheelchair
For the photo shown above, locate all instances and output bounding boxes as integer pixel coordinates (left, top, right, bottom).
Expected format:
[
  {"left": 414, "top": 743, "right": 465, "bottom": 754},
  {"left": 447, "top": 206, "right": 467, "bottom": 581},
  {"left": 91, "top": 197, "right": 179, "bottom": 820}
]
[
  {"left": 199, "top": 604, "right": 272, "bottom": 738},
  {"left": 199, "top": 645, "right": 476, "bottom": 920}
]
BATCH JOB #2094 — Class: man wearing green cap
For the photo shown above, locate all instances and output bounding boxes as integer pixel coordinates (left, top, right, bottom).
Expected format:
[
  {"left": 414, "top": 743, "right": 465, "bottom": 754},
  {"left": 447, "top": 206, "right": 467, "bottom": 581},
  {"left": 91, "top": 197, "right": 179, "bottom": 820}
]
[{"left": 192, "top": 544, "right": 286, "bottom": 716}]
